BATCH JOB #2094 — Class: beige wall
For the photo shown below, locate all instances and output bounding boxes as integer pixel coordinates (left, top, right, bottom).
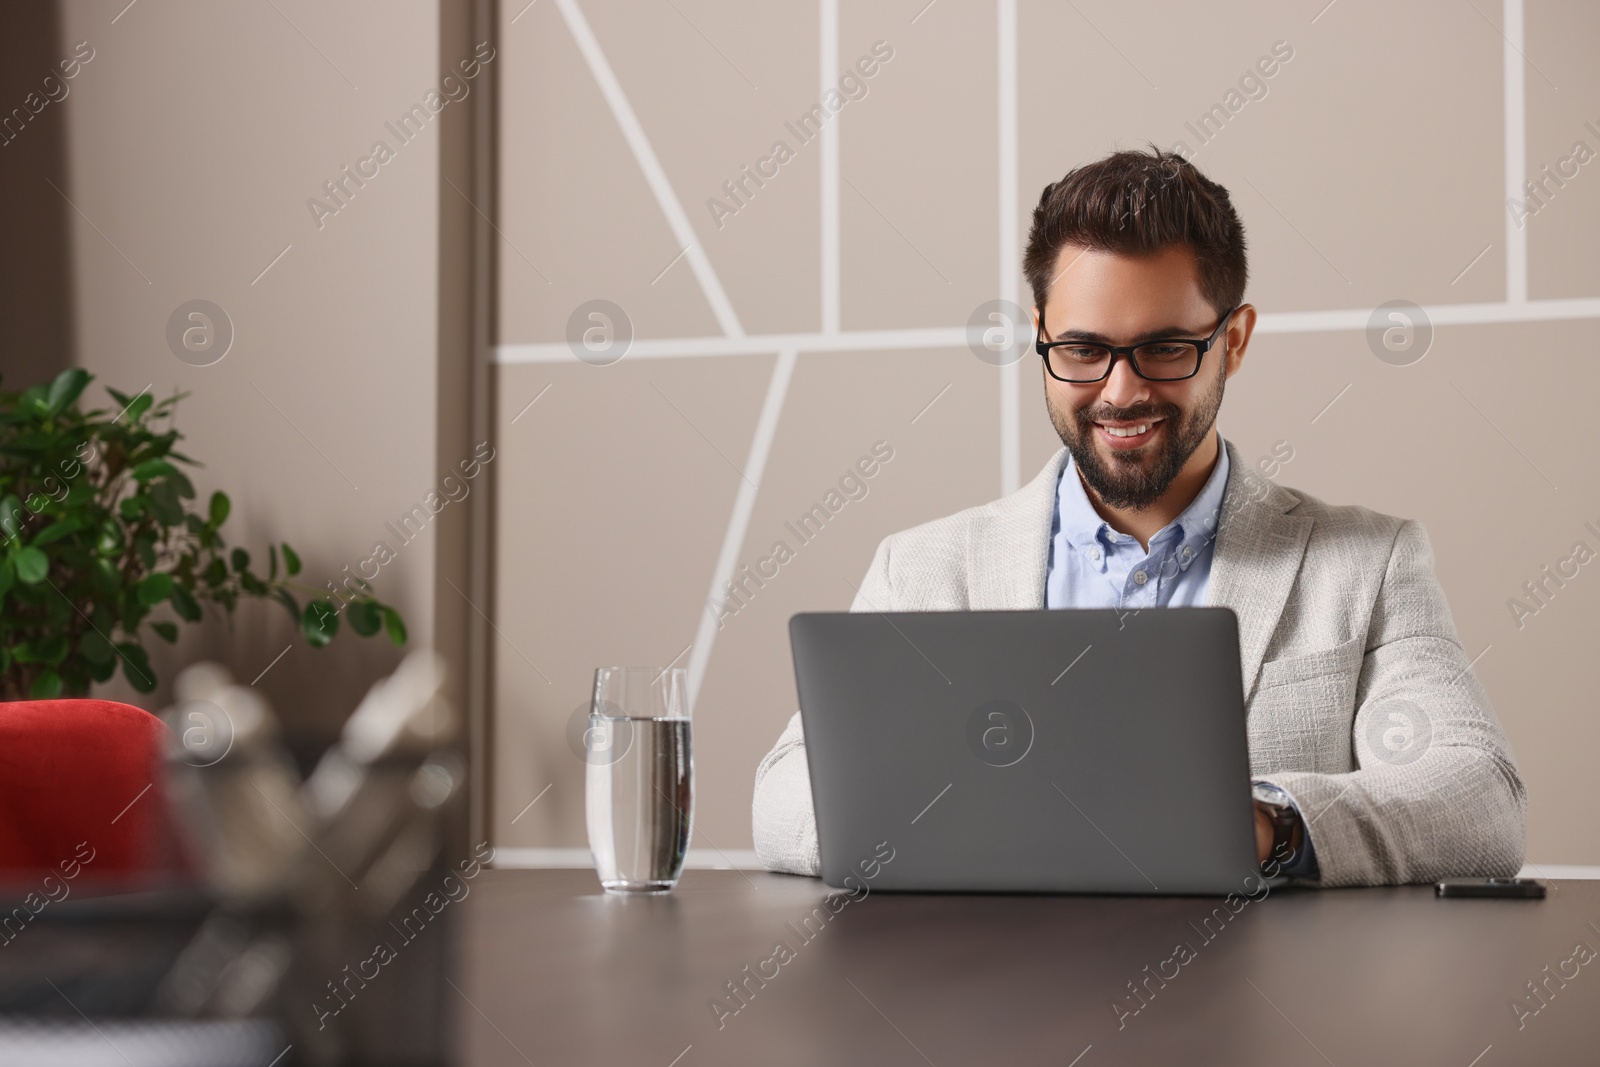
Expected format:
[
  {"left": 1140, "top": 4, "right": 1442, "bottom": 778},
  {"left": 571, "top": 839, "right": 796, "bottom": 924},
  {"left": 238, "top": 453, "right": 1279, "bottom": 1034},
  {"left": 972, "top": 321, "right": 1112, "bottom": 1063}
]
[
  {"left": 490, "top": 0, "right": 1600, "bottom": 866},
  {"left": 17, "top": 0, "right": 478, "bottom": 748}
]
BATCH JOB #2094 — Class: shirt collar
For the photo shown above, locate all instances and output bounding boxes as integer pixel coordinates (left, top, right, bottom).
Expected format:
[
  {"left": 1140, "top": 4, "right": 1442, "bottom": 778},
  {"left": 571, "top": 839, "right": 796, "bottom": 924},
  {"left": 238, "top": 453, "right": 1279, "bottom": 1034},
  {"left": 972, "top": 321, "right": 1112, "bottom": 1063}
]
[{"left": 1054, "top": 435, "right": 1231, "bottom": 554}]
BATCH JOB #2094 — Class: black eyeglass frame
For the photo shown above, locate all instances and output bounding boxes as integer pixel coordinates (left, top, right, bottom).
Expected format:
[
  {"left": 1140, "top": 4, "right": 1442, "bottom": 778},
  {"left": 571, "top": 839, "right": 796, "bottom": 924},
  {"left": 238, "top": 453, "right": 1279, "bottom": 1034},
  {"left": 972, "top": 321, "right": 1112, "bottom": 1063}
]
[{"left": 1035, "top": 305, "right": 1240, "bottom": 383}]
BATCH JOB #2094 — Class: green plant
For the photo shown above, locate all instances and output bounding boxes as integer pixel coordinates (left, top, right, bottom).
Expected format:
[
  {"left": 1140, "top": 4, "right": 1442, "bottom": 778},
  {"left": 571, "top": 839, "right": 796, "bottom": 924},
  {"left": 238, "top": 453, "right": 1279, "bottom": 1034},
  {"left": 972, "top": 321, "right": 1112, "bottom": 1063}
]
[{"left": 0, "top": 368, "right": 406, "bottom": 701}]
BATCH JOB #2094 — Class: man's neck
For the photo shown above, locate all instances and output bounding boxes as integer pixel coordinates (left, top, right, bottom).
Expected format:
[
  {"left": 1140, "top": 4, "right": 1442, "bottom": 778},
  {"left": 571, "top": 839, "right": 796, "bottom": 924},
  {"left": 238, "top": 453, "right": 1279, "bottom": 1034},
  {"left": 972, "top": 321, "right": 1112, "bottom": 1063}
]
[{"left": 1080, "top": 430, "right": 1221, "bottom": 551}]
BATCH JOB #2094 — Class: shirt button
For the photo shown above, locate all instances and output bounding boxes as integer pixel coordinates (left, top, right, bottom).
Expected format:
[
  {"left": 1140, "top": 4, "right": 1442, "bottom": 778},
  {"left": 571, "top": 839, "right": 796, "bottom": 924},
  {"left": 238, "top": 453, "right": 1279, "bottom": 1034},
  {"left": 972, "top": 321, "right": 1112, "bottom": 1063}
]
[
  {"left": 1090, "top": 548, "right": 1101, "bottom": 560},
  {"left": 1133, "top": 570, "right": 1148, "bottom": 585},
  {"left": 1181, "top": 547, "right": 1194, "bottom": 562}
]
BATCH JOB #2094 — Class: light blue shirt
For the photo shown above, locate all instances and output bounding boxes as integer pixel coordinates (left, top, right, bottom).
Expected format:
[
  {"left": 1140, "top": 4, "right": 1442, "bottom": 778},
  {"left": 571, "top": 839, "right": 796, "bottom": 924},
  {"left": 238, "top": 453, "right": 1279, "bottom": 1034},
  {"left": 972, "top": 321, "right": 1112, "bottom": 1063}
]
[
  {"left": 1045, "top": 440, "right": 1229, "bottom": 612},
  {"left": 1043, "top": 437, "right": 1318, "bottom": 878}
]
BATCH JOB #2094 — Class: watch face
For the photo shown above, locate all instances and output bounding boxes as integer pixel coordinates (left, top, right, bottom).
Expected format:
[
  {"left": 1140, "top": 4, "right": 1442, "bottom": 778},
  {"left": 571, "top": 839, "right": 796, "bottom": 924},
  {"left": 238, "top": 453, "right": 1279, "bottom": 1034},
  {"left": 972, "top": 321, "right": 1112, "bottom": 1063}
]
[{"left": 1251, "top": 782, "right": 1290, "bottom": 807}]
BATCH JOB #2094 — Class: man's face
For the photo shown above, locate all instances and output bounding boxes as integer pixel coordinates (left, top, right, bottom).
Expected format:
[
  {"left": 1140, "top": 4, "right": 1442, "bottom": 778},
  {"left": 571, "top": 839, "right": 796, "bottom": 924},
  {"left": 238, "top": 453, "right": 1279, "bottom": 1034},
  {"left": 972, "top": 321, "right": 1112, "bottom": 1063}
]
[{"left": 1036, "top": 243, "right": 1249, "bottom": 510}]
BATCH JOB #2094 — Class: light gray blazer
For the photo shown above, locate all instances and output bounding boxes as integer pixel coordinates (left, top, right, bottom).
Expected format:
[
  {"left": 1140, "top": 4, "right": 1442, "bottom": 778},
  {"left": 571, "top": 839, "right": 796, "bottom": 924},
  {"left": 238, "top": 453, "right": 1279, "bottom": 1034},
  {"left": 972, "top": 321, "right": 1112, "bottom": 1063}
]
[{"left": 752, "top": 442, "right": 1526, "bottom": 887}]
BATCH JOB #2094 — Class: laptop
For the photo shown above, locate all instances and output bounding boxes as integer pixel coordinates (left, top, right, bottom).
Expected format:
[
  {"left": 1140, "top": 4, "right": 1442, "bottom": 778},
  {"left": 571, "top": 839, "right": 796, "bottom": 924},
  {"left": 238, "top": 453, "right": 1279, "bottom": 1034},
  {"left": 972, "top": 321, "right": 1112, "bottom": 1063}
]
[{"left": 789, "top": 607, "right": 1262, "bottom": 895}]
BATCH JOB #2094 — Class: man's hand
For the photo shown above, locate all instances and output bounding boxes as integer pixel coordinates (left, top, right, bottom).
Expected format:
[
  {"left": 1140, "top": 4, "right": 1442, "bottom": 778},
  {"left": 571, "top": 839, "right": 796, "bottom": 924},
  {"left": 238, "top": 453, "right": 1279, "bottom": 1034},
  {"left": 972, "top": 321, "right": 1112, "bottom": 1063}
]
[
  {"left": 1254, "top": 801, "right": 1274, "bottom": 864},
  {"left": 1254, "top": 799, "right": 1306, "bottom": 866}
]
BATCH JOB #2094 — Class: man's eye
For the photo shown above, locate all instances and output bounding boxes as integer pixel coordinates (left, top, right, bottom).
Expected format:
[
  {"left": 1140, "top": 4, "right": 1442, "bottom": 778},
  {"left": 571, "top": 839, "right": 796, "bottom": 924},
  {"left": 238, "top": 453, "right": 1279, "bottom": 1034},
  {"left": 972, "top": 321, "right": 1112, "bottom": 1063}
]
[{"left": 1061, "top": 347, "right": 1106, "bottom": 362}]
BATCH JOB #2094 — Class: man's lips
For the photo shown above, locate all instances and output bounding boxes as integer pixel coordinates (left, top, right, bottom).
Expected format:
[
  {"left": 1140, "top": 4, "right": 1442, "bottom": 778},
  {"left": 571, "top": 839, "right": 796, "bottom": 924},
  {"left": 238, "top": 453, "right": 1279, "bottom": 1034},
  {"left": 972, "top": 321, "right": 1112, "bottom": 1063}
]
[{"left": 1093, "top": 417, "right": 1164, "bottom": 450}]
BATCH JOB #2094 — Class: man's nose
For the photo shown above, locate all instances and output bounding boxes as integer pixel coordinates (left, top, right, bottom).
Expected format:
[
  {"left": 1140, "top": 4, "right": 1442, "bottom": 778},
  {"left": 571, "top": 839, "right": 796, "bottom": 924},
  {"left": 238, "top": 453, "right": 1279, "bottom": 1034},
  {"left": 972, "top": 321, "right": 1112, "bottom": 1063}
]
[{"left": 1097, "top": 355, "right": 1149, "bottom": 410}]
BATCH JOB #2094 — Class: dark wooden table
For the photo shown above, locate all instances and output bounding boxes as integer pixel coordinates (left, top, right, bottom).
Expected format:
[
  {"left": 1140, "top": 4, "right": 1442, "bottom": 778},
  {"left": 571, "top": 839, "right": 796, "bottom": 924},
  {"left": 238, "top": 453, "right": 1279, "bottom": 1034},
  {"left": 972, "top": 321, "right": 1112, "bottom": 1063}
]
[{"left": 455, "top": 869, "right": 1599, "bottom": 1066}]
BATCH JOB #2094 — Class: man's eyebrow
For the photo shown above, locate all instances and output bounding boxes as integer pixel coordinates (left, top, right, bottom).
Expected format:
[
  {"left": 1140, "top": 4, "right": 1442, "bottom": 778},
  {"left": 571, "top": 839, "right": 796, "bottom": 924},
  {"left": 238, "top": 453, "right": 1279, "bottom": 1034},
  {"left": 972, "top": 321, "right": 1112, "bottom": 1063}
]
[{"left": 1050, "top": 324, "right": 1204, "bottom": 344}]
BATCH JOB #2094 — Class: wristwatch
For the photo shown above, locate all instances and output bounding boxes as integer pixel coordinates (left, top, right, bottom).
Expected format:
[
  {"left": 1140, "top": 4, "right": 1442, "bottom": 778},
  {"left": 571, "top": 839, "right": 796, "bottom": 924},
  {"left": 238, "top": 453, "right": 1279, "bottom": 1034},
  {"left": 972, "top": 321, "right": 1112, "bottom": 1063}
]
[{"left": 1252, "top": 781, "right": 1302, "bottom": 868}]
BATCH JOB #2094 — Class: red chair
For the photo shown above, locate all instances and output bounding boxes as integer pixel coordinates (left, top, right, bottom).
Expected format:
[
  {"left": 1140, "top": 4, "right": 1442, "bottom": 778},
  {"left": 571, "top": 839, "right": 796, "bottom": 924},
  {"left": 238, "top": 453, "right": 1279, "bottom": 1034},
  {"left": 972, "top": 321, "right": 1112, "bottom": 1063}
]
[{"left": 0, "top": 699, "right": 188, "bottom": 881}]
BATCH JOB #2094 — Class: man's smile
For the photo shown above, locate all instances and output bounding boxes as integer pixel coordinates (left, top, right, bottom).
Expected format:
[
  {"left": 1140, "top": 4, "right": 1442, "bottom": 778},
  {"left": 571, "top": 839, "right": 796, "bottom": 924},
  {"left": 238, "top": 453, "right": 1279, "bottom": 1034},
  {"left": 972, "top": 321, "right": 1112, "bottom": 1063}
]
[{"left": 1094, "top": 417, "right": 1165, "bottom": 450}]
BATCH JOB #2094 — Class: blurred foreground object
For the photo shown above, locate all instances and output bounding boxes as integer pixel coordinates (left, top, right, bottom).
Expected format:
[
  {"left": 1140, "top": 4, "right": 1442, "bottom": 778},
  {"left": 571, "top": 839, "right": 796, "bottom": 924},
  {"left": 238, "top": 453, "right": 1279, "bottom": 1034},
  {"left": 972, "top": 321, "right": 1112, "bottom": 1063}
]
[
  {"left": 0, "top": 698, "right": 188, "bottom": 880},
  {"left": 0, "top": 1017, "right": 284, "bottom": 1067},
  {"left": 171, "top": 650, "right": 464, "bottom": 1065},
  {"left": 0, "top": 650, "right": 467, "bottom": 1066},
  {"left": 161, "top": 666, "right": 304, "bottom": 901}
]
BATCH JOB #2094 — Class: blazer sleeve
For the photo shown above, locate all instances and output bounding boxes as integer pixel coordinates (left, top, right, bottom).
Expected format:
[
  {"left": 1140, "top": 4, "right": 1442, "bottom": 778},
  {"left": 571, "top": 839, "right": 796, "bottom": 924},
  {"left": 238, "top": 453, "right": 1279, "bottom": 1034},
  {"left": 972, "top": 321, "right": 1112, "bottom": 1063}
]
[
  {"left": 751, "top": 535, "right": 896, "bottom": 875},
  {"left": 1257, "top": 520, "right": 1528, "bottom": 887}
]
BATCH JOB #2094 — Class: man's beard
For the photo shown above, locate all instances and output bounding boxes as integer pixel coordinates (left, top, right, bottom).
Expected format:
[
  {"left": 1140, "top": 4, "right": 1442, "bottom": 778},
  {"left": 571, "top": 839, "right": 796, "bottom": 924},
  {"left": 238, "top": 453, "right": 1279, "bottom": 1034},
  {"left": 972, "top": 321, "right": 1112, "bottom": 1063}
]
[{"left": 1045, "top": 366, "right": 1225, "bottom": 511}]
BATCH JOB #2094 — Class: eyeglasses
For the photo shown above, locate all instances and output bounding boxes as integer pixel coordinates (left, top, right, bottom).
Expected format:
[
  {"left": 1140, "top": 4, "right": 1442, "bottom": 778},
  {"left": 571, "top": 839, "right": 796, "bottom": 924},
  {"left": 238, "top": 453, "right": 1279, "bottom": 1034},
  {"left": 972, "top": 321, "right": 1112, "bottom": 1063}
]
[{"left": 1036, "top": 306, "right": 1239, "bottom": 383}]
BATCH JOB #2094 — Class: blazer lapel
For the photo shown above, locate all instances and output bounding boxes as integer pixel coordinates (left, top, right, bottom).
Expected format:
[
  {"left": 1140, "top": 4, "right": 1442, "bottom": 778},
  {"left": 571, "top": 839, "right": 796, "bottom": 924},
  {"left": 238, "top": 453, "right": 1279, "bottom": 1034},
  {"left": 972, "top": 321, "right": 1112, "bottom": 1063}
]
[
  {"left": 968, "top": 447, "right": 1070, "bottom": 610},
  {"left": 1207, "top": 440, "right": 1315, "bottom": 699}
]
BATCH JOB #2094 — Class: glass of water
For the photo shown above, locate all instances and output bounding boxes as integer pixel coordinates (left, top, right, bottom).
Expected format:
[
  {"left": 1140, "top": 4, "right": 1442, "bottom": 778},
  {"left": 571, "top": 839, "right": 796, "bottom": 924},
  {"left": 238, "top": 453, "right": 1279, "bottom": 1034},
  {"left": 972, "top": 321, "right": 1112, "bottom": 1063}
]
[{"left": 585, "top": 667, "right": 693, "bottom": 894}]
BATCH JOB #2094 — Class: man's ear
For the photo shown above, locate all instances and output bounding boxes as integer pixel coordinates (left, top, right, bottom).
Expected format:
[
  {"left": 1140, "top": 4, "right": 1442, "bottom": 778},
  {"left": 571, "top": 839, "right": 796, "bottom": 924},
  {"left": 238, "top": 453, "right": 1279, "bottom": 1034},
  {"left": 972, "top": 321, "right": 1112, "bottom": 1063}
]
[{"left": 1223, "top": 304, "right": 1257, "bottom": 379}]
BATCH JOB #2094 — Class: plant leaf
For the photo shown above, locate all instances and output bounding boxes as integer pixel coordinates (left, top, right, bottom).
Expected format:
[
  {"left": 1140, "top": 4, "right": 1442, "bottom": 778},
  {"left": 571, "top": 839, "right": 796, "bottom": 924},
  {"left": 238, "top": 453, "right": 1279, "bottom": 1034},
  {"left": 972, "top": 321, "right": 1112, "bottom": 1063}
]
[
  {"left": 38, "top": 634, "right": 69, "bottom": 666},
  {"left": 0, "top": 494, "right": 22, "bottom": 541},
  {"left": 230, "top": 547, "right": 250, "bottom": 573},
  {"left": 169, "top": 582, "right": 202, "bottom": 622},
  {"left": 281, "top": 543, "right": 301, "bottom": 575},
  {"left": 33, "top": 519, "right": 80, "bottom": 547},
  {"left": 152, "top": 621, "right": 179, "bottom": 643},
  {"left": 136, "top": 571, "right": 173, "bottom": 606},
  {"left": 348, "top": 599, "right": 382, "bottom": 637},
  {"left": 135, "top": 533, "right": 158, "bottom": 571},
  {"left": 268, "top": 544, "right": 278, "bottom": 581},
  {"left": 149, "top": 483, "right": 182, "bottom": 526},
  {"left": 302, "top": 598, "right": 339, "bottom": 647},
  {"left": 28, "top": 669, "right": 63, "bottom": 699},
  {"left": 79, "top": 630, "right": 116, "bottom": 665},
  {"left": 209, "top": 490, "right": 230, "bottom": 526},
  {"left": 95, "top": 522, "right": 125, "bottom": 556},
  {"left": 131, "top": 459, "right": 179, "bottom": 481},
  {"left": 119, "top": 590, "right": 148, "bottom": 633},
  {"left": 46, "top": 368, "right": 91, "bottom": 416},
  {"left": 116, "top": 642, "right": 157, "bottom": 693},
  {"left": 13, "top": 546, "right": 48, "bottom": 584},
  {"left": 382, "top": 605, "right": 408, "bottom": 646},
  {"left": 273, "top": 587, "right": 300, "bottom": 624},
  {"left": 92, "top": 556, "right": 121, "bottom": 597}
]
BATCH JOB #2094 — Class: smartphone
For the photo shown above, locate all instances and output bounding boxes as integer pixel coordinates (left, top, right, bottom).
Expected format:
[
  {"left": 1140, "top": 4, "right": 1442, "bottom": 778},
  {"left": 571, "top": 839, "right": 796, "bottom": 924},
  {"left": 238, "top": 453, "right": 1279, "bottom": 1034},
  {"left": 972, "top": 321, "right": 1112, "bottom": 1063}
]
[{"left": 1436, "top": 877, "right": 1546, "bottom": 899}]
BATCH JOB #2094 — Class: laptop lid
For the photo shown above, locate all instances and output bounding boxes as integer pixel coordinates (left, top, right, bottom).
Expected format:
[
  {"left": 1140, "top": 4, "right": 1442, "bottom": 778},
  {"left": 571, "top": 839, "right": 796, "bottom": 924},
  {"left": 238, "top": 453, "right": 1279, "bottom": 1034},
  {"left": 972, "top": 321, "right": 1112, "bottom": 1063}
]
[{"left": 790, "top": 607, "right": 1262, "bottom": 895}]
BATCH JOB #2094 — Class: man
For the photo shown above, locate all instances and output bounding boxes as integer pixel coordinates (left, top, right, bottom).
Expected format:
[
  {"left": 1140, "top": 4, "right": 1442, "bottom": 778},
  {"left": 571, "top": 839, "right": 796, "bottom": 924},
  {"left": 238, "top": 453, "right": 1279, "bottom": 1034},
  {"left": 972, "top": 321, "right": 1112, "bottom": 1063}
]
[{"left": 752, "top": 147, "right": 1526, "bottom": 888}]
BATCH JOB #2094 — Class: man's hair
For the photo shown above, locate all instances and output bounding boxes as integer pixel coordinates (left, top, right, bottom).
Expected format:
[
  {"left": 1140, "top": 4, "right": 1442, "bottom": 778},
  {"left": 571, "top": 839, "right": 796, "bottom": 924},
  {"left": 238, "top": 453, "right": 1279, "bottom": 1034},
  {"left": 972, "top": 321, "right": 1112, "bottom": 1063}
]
[{"left": 1023, "top": 144, "right": 1247, "bottom": 317}]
